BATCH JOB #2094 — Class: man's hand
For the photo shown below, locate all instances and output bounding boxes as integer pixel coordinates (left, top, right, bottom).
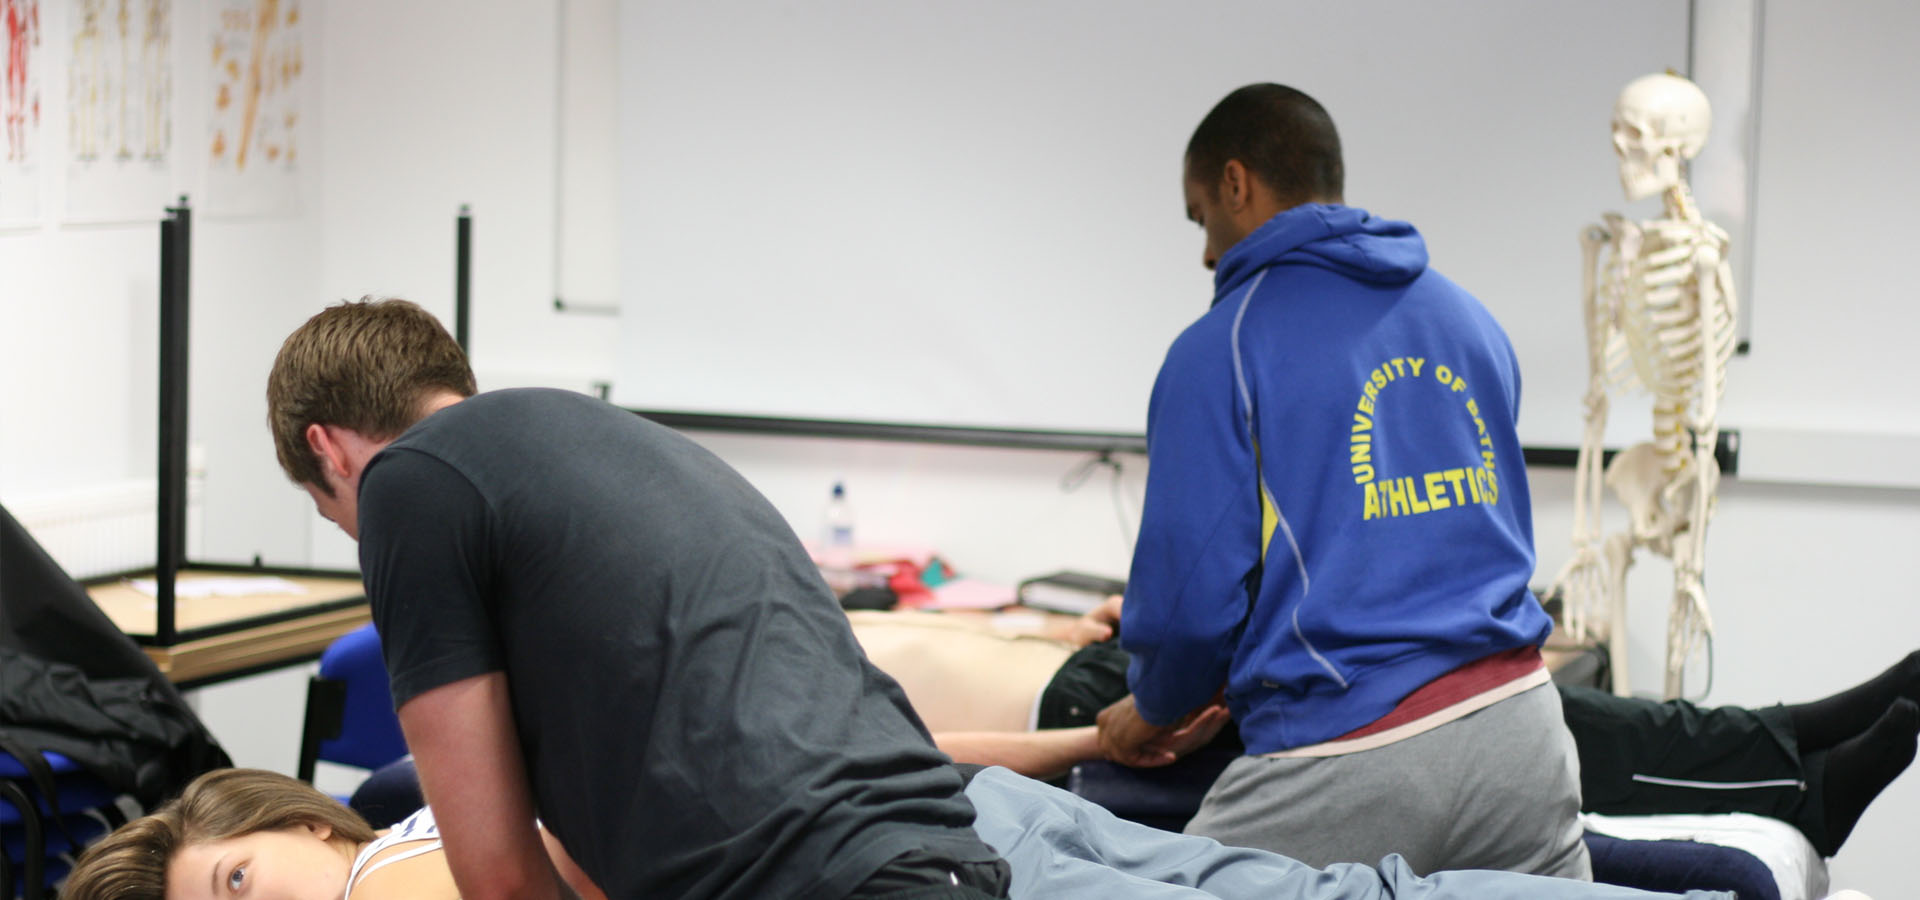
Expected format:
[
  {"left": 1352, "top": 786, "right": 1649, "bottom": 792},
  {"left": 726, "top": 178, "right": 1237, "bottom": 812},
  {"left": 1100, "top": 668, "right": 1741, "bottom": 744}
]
[
  {"left": 1096, "top": 694, "right": 1169, "bottom": 766},
  {"left": 1065, "top": 594, "right": 1125, "bottom": 648},
  {"left": 1156, "top": 702, "right": 1231, "bottom": 759},
  {"left": 1095, "top": 693, "right": 1229, "bottom": 768}
]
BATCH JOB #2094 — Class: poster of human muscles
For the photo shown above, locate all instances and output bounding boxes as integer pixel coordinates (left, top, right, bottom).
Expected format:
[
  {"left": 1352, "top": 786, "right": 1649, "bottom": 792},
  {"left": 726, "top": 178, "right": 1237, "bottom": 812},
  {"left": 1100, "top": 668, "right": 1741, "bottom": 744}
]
[{"left": 1, "top": 0, "right": 41, "bottom": 225}]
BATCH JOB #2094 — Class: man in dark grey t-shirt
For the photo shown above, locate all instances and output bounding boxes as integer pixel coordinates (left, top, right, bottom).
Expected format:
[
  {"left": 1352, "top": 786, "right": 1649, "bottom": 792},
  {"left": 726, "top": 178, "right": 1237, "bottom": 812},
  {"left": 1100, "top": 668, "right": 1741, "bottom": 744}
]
[{"left": 266, "top": 299, "right": 1009, "bottom": 900}]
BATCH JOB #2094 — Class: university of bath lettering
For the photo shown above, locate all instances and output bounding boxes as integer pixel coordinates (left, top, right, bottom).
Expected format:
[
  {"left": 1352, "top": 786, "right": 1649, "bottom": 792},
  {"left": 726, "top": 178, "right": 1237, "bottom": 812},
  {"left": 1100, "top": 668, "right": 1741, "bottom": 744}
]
[{"left": 1350, "top": 357, "right": 1501, "bottom": 521}]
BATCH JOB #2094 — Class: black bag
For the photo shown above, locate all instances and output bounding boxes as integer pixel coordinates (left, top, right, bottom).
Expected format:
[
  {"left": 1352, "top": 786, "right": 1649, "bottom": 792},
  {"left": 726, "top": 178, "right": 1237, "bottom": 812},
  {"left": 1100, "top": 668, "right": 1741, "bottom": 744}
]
[{"left": 1, "top": 502, "right": 232, "bottom": 897}]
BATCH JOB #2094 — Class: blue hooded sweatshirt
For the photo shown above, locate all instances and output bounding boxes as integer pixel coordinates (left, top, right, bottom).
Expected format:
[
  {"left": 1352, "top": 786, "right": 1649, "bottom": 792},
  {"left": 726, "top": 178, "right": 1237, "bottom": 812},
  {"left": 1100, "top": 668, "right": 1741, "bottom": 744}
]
[{"left": 1120, "top": 203, "right": 1552, "bottom": 754}]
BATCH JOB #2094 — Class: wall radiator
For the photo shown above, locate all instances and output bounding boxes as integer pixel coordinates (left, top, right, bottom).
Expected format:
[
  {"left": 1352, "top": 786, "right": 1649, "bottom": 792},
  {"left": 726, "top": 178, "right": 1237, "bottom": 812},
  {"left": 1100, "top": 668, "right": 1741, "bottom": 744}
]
[{"left": 7, "top": 478, "right": 203, "bottom": 581}]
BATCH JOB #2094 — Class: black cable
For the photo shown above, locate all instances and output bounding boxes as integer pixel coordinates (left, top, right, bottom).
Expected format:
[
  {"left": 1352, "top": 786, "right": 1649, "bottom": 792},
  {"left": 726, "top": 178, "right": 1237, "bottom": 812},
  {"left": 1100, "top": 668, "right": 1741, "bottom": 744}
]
[{"left": 1059, "top": 451, "right": 1136, "bottom": 554}]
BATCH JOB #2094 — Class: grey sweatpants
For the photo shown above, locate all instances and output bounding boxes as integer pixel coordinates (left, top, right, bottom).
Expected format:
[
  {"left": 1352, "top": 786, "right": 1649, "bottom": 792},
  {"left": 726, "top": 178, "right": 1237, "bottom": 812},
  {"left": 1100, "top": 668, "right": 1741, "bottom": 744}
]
[
  {"left": 962, "top": 766, "right": 1725, "bottom": 899},
  {"left": 1183, "top": 681, "right": 1591, "bottom": 878}
]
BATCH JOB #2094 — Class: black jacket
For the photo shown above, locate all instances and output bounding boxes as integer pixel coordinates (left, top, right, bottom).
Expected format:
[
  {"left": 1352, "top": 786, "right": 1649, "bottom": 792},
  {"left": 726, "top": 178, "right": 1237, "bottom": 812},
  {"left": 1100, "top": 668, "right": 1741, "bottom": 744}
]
[{"left": 0, "top": 502, "right": 230, "bottom": 808}]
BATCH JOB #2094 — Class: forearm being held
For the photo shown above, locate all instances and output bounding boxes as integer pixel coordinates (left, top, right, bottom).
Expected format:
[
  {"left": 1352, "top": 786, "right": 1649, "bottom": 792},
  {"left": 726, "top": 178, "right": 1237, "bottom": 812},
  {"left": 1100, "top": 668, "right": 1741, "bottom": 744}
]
[{"left": 936, "top": 727, "right": 1102, "bottom": 781}]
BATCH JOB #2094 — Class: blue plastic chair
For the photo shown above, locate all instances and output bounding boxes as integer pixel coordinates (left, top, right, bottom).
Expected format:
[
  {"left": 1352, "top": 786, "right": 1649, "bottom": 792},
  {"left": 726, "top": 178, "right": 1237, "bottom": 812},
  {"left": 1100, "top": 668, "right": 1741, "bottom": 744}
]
[
  {"left": 1, "top": 808, "right": 108, "bottom": 899},
  {"left": 0, "top": 749, "right": 120, "bottom": 900},
  {"left": 296, "top": 624, "right": 409, "bottom": 785}
]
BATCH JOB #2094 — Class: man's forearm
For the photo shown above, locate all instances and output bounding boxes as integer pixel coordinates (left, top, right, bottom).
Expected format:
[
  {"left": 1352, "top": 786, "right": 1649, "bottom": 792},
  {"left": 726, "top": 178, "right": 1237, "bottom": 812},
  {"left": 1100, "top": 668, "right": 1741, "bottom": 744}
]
[
  {"left": 437, "top": 836, "right": 577, "bottom": 900},
  {"left": 935, "top": 727, "right": 1102, "bottom": 781},
  {"left": 401, "top": 674, "right": 576, "bottom": 900}
]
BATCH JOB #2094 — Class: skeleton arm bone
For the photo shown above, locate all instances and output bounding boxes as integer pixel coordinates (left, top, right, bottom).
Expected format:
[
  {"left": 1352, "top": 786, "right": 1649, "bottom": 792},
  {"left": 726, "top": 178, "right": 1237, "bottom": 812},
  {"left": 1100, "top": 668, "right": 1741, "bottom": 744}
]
[
  {"left": 1664, "top": 241, "right": 1730, "bottom": 697},
  {"left": 1552, "top": 220, "right": 1624, "bottom": 644},
  {"left": 1684, "top": 238, "right": 1729, "bottom": 482}
]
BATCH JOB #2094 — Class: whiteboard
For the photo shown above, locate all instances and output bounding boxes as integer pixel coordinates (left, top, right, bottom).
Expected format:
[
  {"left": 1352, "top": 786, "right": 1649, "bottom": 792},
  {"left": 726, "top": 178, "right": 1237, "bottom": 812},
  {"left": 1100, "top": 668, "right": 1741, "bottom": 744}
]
[
  {"left": 1729, "top": 0, "right": 1920, "bottom": 439},
  {"left": 615, "top": 1, "right": 1688, "bottom": 443}
]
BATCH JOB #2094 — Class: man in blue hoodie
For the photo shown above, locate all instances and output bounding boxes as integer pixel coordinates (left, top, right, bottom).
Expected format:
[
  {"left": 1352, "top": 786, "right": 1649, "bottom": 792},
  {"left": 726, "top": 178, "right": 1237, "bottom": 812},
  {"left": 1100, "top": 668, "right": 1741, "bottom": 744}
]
[{"left": 1095, "top": 84, "right": 1590, "bottom": 878}]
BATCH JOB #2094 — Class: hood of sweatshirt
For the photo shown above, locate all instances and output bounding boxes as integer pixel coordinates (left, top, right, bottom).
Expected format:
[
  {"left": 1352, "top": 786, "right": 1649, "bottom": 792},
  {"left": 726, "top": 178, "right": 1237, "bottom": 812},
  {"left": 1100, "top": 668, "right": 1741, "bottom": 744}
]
[{"left": 1212, "top": 203, "right": 1430, "bottom": 304}]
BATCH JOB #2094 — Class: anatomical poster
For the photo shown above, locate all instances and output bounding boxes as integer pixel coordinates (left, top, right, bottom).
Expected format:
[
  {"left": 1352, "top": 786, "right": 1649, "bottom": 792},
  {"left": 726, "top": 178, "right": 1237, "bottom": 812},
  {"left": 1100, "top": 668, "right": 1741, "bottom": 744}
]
[
  {"left": 1, "top": 0, "right": 42, "bottom": 225},
  {"left": 204, "top": 0, "right": 301, "bottom": 217},
  {"left": 64, "top": 0, "right": 173, "bottom": 221}
]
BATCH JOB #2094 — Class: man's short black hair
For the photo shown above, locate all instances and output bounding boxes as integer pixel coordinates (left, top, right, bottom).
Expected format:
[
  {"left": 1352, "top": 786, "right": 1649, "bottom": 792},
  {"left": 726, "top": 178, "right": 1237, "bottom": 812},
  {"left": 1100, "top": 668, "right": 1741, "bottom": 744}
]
[{"left": 1186, "top": 83, "right": 1344, "bottom": 205}]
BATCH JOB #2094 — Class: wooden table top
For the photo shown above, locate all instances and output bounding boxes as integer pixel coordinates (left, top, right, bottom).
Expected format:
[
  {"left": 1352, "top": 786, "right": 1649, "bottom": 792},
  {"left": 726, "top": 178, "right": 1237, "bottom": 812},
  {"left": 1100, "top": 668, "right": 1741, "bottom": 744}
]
[{"left": 89, "top": 570, "right": 371, "bottom": 685}]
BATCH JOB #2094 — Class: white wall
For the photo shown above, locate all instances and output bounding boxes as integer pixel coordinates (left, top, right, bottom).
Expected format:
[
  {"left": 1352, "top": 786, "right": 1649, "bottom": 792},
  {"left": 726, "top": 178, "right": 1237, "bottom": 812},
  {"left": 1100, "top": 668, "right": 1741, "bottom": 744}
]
[
  {"left": 317, "top": 0, "right": 616, "bottom": 385},
  {"left": 688, "top": 432, "right": 1144, "bottom": 585},
  {"left": 613, "top": 1, "right": 1687, "bottom": 443},
  {"left": 5, "top": 1, "right": 1920, "bottom": 894},
  {"left": 0, "top": 226, "right": 159, "bottom": 500}
]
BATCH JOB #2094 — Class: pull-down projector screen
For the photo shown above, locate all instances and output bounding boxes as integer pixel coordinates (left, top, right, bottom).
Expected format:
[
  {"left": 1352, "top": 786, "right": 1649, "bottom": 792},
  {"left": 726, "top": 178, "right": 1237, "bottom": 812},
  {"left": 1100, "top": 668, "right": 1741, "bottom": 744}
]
[{"left": 615, "top": 1, "right": 1687, "bottom": 442}]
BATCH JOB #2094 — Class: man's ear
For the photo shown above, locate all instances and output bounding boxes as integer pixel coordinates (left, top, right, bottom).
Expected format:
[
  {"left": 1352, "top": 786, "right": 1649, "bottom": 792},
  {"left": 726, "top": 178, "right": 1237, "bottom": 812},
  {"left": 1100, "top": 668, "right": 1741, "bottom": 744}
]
[
  {"left": 305, "top": 423, "right": 350, "bottom": 481},
  {"left": 1219, "top": 159, "right": 1250, "bottom": 212}
]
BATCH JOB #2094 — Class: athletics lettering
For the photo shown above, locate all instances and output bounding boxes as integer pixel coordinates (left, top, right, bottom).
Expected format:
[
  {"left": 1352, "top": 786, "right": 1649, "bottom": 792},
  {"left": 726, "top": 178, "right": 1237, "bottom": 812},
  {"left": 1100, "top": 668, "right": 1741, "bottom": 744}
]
[{"left": 1361, "top": 466, "right": 1501, "bottom": 521}]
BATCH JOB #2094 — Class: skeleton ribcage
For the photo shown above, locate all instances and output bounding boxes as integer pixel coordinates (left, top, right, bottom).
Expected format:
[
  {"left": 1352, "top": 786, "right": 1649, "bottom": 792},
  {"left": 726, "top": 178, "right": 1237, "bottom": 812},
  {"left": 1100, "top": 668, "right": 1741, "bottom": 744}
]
[{"left": 1598, "top": 221, "right": 1737, "bottom": 467}]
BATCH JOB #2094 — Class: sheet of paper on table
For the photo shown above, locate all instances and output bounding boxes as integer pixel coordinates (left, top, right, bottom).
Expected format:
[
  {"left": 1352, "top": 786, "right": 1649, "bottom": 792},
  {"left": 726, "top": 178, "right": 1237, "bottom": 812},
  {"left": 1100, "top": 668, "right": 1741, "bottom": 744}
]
[{"left": 129, "top": 576, "right": 310, "bottom": 599}]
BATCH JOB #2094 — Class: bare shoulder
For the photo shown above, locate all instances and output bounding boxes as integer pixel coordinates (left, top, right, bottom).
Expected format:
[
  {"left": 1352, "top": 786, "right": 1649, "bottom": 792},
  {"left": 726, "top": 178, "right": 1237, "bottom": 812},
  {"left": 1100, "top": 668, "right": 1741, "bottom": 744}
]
[{"left": 350, "top": 841, "right": 462, "bottom": 900}]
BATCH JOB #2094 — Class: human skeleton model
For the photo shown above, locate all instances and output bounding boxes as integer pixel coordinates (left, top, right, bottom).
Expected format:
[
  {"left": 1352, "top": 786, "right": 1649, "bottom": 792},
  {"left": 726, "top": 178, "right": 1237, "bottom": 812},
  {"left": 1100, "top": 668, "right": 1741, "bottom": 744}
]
[{"left": 1552, "top": 73, "right": 1739, "bottom": 699}]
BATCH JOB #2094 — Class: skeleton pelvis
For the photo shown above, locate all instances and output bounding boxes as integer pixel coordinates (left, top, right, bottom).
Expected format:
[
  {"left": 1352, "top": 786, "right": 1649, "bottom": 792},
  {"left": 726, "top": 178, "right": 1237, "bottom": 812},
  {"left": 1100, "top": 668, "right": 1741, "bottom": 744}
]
[{"left": 1603, "top": 442, "right": 1696, "bottom": 551}]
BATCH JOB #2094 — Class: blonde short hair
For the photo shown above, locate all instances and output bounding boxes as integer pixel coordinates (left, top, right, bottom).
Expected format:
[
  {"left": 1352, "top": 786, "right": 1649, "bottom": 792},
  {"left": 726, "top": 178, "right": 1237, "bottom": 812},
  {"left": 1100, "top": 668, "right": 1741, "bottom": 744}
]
[{"left": 62, "top": 768, "right": 379, "bottom": 900}]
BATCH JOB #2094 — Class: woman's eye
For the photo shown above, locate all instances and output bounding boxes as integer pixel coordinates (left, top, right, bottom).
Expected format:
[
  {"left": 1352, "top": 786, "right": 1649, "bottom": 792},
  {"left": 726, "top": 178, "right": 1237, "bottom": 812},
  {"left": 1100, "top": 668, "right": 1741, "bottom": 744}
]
[{"left": 228, "top": 865, "right": 247, "bottom": 890}]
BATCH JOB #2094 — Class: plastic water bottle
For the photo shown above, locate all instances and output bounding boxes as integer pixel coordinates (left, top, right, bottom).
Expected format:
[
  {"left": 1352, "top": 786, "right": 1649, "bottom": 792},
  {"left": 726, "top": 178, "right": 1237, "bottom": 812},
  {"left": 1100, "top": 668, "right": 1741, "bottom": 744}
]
[
  {"left": 818, "top": 482, "right": 859, "bottom": 595},
  {"left": 823, "top": 481, "right": 856, "bottom": 549}
]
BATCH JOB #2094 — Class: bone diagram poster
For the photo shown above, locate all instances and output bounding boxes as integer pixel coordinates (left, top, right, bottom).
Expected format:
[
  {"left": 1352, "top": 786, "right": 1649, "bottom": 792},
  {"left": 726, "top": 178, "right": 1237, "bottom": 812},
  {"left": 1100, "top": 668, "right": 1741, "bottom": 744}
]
[
  {"left": 204, "top": 0, "right": 300, "bottom": 216},
  {"left": 64, "top": 0, "right": 173, "bottom": 221}
]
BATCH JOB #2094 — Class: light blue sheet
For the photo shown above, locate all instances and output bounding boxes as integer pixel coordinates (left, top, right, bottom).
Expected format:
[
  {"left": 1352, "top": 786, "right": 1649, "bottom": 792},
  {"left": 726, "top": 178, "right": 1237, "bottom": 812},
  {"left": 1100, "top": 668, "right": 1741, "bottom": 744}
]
[{"left": 963, "top": 766, "right": 1733, "bottom": 900}]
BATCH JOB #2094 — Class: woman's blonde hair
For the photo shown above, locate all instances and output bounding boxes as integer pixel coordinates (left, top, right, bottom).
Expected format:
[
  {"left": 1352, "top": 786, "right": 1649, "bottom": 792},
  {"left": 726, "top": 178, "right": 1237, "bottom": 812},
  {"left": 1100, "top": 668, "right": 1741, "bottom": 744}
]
[{"left": 61, "top": 768, "right": 378, "bottom": 900}]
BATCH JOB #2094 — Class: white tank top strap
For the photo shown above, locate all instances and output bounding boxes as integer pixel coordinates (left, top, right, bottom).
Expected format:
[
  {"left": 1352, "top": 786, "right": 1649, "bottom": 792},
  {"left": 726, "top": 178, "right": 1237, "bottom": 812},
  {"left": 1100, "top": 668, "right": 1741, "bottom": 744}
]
[
  {"left": 343, "top": 806, "right": 444, "bottom": 900},
  {"left": 345, "top": 842, "right": 444, "bottom": 896}
]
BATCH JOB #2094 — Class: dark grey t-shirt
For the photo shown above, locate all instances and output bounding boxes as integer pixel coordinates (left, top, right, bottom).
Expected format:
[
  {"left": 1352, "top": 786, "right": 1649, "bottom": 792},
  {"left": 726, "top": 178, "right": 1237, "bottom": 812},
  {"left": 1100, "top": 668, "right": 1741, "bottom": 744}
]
[{"left": 357, "top": 389, "right": 995, "bottom": 899}]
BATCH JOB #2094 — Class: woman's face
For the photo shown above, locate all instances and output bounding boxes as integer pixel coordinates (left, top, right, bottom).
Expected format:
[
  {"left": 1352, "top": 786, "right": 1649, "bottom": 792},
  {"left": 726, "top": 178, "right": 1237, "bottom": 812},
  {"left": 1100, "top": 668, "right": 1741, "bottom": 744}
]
[{"left": 166, "top": 824, "right": 353, "bottom": 900}]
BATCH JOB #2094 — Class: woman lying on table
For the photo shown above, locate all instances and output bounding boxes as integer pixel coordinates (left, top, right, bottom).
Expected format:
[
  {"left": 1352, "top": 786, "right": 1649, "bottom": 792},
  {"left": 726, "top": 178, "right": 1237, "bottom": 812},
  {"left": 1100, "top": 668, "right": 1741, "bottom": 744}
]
[
  {"left": 60, "top": 768, "right": 604, "bottom": 900},
  {"left": 65, "top": 766, "right": 1742, "bottom": 900},
  {"left": 854, "top": 599, "right": 1919, "bottom": 860}
]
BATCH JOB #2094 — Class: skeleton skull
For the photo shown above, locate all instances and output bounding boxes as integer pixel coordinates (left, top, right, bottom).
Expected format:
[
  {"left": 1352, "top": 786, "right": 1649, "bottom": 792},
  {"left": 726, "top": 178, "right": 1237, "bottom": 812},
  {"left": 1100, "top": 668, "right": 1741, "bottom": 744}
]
[{"left": 1612, "top": 73, "right": 1712, "bottom": 201}]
